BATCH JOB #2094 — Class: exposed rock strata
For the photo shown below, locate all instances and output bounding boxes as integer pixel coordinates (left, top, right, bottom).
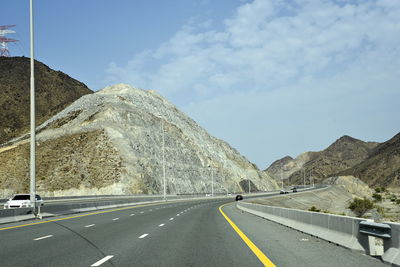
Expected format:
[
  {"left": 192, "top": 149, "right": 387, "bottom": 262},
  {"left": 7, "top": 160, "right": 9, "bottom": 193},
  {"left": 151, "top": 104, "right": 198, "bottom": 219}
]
[{"left": 0, "top": 84, "right": 278, "bottom": 196}]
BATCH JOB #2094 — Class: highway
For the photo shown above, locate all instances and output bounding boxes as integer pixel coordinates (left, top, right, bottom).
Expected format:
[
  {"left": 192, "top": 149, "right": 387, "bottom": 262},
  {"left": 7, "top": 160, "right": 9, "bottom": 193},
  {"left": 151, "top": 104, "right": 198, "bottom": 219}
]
[{"left": 0, "top": 198, "right": 386, "bottom": 267}]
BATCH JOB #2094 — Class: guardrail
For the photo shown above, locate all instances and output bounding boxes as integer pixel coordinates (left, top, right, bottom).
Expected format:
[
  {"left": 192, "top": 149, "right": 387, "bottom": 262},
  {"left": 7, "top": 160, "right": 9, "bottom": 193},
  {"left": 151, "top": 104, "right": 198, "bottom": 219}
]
[
  {"left": 237, "top": 201, "right": 400, "bottom": 266},
  {"left": 382, "top": 222, "right": 400, "bottom": 266}
]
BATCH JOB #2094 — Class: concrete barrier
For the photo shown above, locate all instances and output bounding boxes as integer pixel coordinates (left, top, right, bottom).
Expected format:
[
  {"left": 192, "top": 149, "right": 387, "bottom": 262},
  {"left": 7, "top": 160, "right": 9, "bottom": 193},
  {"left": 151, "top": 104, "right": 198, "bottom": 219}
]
[
  {"left": 382, "top": 222, "right": 400, "bottom": 266},
  {"left": 0, "top": 194, "right": 234, "bottom": 225},
  {"left": 237, "top": 201, "right": 371, "bottom": 254},
  {"left": 0, "top": 208, "right": 35, "bottom": 224}
]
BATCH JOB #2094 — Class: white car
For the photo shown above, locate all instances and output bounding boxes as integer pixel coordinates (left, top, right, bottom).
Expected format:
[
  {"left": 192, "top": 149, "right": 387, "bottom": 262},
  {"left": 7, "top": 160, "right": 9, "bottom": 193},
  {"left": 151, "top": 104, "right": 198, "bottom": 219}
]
[{"left": 3, "top": 194, "right": 44, "bottom": 209}]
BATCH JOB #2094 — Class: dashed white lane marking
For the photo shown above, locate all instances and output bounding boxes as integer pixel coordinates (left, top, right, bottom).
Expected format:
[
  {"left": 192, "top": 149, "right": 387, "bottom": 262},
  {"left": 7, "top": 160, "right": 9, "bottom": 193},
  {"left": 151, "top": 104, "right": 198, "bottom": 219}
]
[
  {"left": 130, "top": 214, "right": 135, "bottom": 216},
  {"left": 140, "top": 211, "right": 144, "bottom": 214},
  {"left": 177, "top": 214, "right": 180, "bottom": 216},
  {"left": 149, "top": 209, "right": 152, "bottom": 211},
  {"left": 139, "top": 233, "right": 149, "bottom": 239},
  {"left": 34, "top": 235, "right": 53, "bottom": 241},
  {"left": 85, "top": 224, "right": 95, "bottom": 228},
  {"left": 169, "top": 218, "right": 174, "bottom": 221},
  {"left": 112, "top": 218, "right": 119, "bottom": 221},
  {"left": 91, "top": 255, "right": 114, "bottom": 266},
  {"left": 159, "top": 224, "right": 165, "bottom": 227}
]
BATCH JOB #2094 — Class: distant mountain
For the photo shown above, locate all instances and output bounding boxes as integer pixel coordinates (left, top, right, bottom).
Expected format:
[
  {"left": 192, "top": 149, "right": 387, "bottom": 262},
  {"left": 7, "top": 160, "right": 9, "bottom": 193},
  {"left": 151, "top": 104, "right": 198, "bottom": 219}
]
[
  {"left": 338, "top": 133, "right": 400, "bottom": 187},
  {"left": 0, "top": 84, "right": 278, "bottom": 196},
  {"left": 0, "top": 56, "right": 92, "bottom": 145},
  {"left": 265, "top": 135, "right": 379, "bottom": 185},
  {"left": 264, "top": 152, "right": 317, "bottom": 182}
]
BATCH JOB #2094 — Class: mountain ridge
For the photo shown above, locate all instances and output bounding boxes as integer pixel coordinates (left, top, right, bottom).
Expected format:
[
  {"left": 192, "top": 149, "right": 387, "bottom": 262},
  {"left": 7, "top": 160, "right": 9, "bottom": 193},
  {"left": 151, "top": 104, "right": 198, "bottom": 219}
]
[
  {"left": 0, "top": 56, "right": 93, "bottom": 145},
  {"left": 0, "top": 83, "right": 279, "bottom": 196}
]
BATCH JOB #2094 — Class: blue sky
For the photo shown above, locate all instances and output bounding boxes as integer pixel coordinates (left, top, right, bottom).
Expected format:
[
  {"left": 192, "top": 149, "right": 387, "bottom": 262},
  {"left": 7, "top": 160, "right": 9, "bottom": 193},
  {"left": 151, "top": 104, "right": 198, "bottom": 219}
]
[{"left": 2, "top": 0, "right": 400, "bottom": 169}]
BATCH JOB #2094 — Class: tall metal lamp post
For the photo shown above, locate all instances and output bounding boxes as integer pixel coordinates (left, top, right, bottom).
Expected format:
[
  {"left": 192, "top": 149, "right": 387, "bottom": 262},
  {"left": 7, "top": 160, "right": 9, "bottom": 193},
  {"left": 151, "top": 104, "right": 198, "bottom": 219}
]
[
  {"left": 161, "top": 120, "right": 166, "bottom": 201},
  {"left": 29, "top": 0, "right": 37, "bottom": 216},
  {"left": 155, "top": 115, "right": 166, "bottom": 201},
  {"left": 208, "top": 165, "right": 214, "bottom": 196}
]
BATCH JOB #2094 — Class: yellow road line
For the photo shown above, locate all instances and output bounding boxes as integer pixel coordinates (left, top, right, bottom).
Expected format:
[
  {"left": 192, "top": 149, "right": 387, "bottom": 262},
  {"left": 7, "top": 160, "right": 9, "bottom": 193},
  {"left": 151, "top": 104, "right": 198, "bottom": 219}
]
[
  {"left": 219, "top": 203, "right": 276, "bottom": 267},
  {"left": 0, "top": 201, "right": 167, "bottom": 231}
]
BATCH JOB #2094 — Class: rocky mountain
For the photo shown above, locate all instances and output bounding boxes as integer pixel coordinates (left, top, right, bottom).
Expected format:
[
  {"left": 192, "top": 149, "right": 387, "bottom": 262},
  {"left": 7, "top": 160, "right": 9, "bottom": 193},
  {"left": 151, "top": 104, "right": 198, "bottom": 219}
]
[
  {"left": 0, "top": 56, "right": 92, "bottom": 145},
  {"left": 265, "top": 135, "right": 379, "bottom": 185},
  {"left": 264, "top": 152, "right": 317, "bottom": 181},
  {"left": 338, "top": 133, "right": 400, "bottom": 188},
  {"left": 0, "top": 84, "right": 279, "bottom": 197}
]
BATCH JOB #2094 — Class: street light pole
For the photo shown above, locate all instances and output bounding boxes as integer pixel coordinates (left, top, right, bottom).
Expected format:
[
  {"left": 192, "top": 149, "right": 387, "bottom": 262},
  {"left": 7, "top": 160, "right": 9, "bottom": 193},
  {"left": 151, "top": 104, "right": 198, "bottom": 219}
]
[
  {"left": 211, "top": 167, "right": 214, "bottom": 196},
  {"left": 248, "top": 179, "right": 250, "bottom": 194},
  {"left": 29, "top": 0, "right": 37, "bottom": 215},
  {"left": 281, "top": 163, "right": 284, "bottom": 190},
  {"left": 161, "top": 120, "right": 166, "bottom": 201}
]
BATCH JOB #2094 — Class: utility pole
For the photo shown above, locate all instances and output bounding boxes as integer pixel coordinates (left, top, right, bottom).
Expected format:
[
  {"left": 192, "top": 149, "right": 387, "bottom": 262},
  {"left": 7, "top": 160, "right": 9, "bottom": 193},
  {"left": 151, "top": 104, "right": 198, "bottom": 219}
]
[{"left": 29, "top": 0, "right": 37, "bottom": 216}]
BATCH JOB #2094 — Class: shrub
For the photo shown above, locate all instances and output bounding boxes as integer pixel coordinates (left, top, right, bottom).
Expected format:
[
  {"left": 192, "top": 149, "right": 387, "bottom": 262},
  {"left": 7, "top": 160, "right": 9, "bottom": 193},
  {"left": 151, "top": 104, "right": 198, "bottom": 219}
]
[
  {"left": 308, "top": 206, "right": 320, "bottom": 212},
  {"left": 396, "top": 199, "right": 400, "bottom": 205},
  {"left": 375, "top": 187, "right": 386, "bottom": 193},
  {"left": 348, "top": 198, "right": 374, "bottom": 217},
  {"left": 372, "top": 193, "right": 382, "bottom": 202}
]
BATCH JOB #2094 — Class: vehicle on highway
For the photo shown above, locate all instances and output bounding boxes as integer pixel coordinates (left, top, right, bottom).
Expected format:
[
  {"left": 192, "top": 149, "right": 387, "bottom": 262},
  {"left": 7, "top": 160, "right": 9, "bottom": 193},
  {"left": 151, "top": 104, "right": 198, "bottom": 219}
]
[
  {"left": 235, "top": 194, "right": 243, "bottom": 201},
  {"left": 3, "top": 194, "right": 44, "bottom": 209},
  {"left": 279, "top": 190, "right": 289, "bottom": 194},
  {"left": 291, "top": 187, "right": 298, "bottom": 193}
]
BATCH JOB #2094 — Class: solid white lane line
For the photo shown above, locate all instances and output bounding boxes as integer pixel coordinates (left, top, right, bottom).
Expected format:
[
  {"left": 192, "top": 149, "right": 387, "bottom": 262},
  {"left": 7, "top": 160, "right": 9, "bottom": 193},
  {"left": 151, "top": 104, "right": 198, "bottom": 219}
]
[
  {"left": 130, "top": 214, "right": 135, "bottom": 216},
  {"left": 112, "top": 218, "right": 119, "bottom": 221},
  {"left": 159, "top": 224, "right": 165, "bottom": 227},
  {"left": 139, "top": 233, "right": 149, "bottom": 239},
  {"left": 91, "top": 255, "right": 114, "bottom": 266},
  {"left": 34, "top": 235, "right": 53, "bottom": 241},
  {"left": 85, "top": 224, "right": 95, "bottom": 228},
  {"left": 169, "top": 218, "right": 174, "bottom": 221}
]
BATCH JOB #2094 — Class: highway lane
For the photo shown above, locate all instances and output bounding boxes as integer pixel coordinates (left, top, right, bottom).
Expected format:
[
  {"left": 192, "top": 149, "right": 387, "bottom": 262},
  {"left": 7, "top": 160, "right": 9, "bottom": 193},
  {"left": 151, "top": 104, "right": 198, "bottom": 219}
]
[{"left": 0, "top": 197, "right": 386, "bottom": 267}]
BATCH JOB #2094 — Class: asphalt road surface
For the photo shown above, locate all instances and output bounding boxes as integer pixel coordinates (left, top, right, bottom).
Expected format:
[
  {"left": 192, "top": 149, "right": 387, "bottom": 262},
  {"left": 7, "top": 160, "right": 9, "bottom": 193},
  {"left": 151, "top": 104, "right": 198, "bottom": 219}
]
[{"left": 0, "top": 198, "right": 386, "bottom": 267}]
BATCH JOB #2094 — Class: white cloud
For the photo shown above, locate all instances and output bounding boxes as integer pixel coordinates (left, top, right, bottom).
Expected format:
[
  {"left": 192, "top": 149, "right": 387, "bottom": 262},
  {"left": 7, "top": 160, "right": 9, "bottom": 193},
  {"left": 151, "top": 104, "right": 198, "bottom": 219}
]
[{"left": 105, "top": 0, "right": 400, "bottom": 167}]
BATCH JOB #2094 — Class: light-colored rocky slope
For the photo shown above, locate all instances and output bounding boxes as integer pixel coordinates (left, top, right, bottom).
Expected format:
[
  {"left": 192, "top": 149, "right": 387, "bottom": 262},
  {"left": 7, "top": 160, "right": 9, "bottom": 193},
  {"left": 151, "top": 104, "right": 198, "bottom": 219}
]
[
  {"left": 251, "top": 176, "right": 374, "bottom": 217},
  {"left": 0, "top": 84, "right": 278, "bottom": 197}
]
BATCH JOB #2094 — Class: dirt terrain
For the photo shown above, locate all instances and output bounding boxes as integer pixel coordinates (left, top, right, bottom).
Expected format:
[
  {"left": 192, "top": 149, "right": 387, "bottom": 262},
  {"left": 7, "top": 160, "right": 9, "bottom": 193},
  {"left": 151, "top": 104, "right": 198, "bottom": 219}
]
[{"left": 251, "top": 176, "right": 400, "bottom": 222}]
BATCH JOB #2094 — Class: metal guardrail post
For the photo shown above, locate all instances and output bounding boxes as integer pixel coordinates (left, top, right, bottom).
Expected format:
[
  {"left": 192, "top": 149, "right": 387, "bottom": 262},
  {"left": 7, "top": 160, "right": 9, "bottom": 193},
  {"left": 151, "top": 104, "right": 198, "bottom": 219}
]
[{"left": 359, "top": 221, "right": 391, "bottom": 239}]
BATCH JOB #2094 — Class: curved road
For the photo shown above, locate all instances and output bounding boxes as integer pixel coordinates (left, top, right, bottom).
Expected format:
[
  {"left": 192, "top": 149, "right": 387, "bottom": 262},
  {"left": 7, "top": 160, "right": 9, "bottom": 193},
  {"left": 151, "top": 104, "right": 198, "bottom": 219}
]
[{"left": 0, "top": 198, "right": 386, "bottom": 266}]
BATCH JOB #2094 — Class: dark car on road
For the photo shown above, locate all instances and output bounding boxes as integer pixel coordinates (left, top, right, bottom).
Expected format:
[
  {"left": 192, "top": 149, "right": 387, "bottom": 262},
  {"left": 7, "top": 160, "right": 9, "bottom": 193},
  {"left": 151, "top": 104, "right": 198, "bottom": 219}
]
[
  {"left": 235, "top": 195, "right": 243, "bottom": 201},
  {"left": 291, "top": 187, "right": 297, "bottom": 193}
]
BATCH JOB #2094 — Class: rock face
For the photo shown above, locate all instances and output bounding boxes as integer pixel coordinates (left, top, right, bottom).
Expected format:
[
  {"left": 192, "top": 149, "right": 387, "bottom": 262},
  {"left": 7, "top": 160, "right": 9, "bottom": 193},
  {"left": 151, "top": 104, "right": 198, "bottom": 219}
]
[
  {"left": 323, "top": 176, "right": 372, "bottom": 198},
  {"left": 0, "top": 56, "right": 92, "bottom": 145},
  {"left": 264, "top": 152, "right": 317, "bottom": 182},
  {"left": 0, "top": 84, "right": 278, "bottom": 196},
  {"left": 339, "top": 133, "right": 400, "bottom": 188}
]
